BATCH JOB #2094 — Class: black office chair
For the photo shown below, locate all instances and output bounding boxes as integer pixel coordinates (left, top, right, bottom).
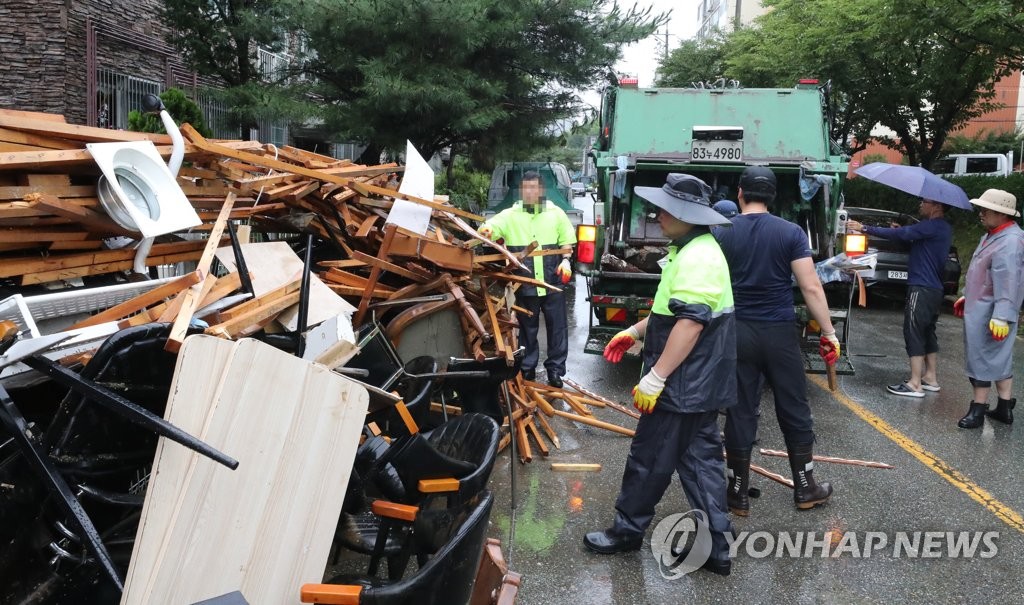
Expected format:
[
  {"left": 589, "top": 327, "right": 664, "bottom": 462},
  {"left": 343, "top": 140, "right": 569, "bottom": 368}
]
[{"left": 304, "top": 491, "right": 494, "bottom": 605}]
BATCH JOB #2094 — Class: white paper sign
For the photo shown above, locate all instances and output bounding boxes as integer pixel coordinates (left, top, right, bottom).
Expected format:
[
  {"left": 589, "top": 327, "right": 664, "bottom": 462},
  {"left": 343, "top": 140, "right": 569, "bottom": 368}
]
[{"left": 386, "top": 140, "right": 434, "bottom": 235}]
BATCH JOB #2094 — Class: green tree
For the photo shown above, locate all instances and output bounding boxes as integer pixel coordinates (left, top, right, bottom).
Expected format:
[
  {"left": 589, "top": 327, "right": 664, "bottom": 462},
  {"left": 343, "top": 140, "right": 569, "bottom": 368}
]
[
  {"left": 655, "top": 34, "right": 728, "bottom": 87},
  {"left": 300, "top": 0, "right": 666, "bottom": 168},
  {"left": 724, "top": 0, "right": 1024, "bottom": 169},
  {"left": 160, "top": 0, "right": 312, "bottom": 134},
  {"left": 127, "top": 88, "right": 212, "bottom": 137},
  {"left": 944, "top": 128, "right": 1024, "bottom": 156}
]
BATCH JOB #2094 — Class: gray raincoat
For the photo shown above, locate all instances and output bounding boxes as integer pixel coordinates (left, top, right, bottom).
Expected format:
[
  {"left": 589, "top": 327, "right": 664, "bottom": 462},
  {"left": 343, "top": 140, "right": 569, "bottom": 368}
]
[{"left": 963, "top": 222, "right": 1024, "bottom": 380}]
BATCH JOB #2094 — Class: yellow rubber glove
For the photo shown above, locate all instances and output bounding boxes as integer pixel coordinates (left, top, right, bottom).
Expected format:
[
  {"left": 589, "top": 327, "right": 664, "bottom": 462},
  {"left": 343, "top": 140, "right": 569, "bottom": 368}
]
[
  {"left": 556, "top": 258, "right": 572, "bottom": 284},
  {"left": 819, "top": 330, "right": 840, "bottom": 365},
  {"left": 632, "top": 369, "right": 666, "bottom": 414},
  {"left": 603, "top": 325, "right": 640, "bottom": 363},
  {"left": 990, "top": 318, "right": 1010, "bottom": 341},
  {"left": 477, "top": 224, "right": 494, "bottom": 239}
]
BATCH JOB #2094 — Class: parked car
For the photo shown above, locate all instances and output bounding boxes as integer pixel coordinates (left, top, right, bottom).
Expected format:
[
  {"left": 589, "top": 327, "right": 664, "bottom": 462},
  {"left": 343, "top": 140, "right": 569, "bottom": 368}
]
[
  {"left": 570, "top": 182, "right": 586, "bottom": 197},
  {"left": 844, "top": 206, "right": 961, "bottom": 296}
]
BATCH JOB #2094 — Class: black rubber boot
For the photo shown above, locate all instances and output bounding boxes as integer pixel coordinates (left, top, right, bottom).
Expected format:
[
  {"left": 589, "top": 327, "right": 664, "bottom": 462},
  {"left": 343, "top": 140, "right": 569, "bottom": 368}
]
[
  {"left": 787, "top": 444, "right": 833, "bottom": 510},
  {"left": 725, "top": 449, "right": 751, "bottom": 517},
  {"left": 986, "top": 397, "right": 1016, "bottom": 425},
  {"left": 958, "top": 402, "right": 989, "bottom": 429}
]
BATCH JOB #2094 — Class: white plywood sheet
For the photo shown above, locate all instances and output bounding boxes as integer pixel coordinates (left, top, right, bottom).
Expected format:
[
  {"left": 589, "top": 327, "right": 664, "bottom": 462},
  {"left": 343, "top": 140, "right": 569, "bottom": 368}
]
[
  {"left": 214, "top": 241, "right": 355, "bottom": 331},
  {"left": 122, "top": 336, "right": 368, "bottom": 604}
]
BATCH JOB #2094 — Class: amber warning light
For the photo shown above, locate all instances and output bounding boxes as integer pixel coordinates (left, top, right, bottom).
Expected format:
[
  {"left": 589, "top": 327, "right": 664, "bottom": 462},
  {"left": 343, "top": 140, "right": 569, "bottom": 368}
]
[{"left": 845, "top": 233, "right": 867, "bottom": 257}]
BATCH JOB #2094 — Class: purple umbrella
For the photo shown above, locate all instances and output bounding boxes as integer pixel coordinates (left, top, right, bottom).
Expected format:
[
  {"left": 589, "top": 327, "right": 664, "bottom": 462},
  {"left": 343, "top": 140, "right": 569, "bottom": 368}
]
[{"left": 854, "top": 163, "right": 971, "bottom": 210}]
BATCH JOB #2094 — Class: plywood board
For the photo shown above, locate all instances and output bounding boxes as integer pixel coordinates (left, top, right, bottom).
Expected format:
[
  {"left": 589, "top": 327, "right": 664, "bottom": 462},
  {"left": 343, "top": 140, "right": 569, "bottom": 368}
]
[
  {"left": 121, "top": 336, "right": 369, "bottom": 604},
  {"left": 214, "top": 241, "right": 355, "bottom": 330}
]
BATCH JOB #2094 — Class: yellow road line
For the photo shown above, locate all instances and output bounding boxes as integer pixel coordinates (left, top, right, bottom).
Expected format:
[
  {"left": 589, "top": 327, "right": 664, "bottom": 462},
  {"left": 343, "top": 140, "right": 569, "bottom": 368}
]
[{"left": 809, "top": 374, "right": 1024, "bottom": 534}]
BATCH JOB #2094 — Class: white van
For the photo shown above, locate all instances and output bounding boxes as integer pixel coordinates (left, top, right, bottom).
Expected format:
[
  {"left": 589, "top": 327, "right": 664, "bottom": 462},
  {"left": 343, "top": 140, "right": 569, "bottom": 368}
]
[{"left": 934, "top": 152, "right": 1014, "bottom": 177}]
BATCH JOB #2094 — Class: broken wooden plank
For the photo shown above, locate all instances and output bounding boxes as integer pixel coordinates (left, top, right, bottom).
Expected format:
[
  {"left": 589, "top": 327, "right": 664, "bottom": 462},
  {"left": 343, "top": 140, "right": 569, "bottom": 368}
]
[{"left": 67, "top": 271, "right": 203, "bottom": 330}]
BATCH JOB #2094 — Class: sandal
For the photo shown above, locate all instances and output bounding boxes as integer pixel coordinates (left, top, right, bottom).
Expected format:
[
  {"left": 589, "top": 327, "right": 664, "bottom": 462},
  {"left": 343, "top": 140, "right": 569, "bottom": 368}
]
[
  {"left": 886, "top": 382, "right": 925, "bottom": 398},
  {"left": 921, "top": 382, "right": 941, "bottom": 392}
]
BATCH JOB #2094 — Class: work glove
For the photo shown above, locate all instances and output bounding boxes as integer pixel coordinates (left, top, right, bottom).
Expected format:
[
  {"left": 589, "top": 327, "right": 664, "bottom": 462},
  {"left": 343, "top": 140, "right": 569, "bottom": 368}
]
[
  {"left": 603, "top": 325, "right": 640, "bottom": 363},
  {"left": 556, "top": 258, "right": 572, "bottom": 284},
  {"left": 953, "top": 297, "right": 965, "bottom": 318},
  {"left": 477, "top": 224, "right": 493, "bottom": 239},
  {"left": 819, "top": 330, "right": 840, "bottom": 365},
  {"left": 990, "top": 318, "right": 1010, "bottom": 341},
  {"left": 632, "top": 369, "right": 666, "bottom": 414}
]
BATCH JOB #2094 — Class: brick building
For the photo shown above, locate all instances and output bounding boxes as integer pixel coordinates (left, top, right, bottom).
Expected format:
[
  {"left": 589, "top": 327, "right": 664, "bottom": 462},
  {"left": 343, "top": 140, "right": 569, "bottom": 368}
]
[{"left": 850, "top": 70, "right": 1024, "bottom": 174}]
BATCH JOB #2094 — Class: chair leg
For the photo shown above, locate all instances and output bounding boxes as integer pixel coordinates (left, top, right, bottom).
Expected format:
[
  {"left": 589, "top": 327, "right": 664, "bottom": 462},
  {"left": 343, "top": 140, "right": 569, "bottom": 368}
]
[{"left": 368, "top": 518, "right": 393, "bottom": 577}]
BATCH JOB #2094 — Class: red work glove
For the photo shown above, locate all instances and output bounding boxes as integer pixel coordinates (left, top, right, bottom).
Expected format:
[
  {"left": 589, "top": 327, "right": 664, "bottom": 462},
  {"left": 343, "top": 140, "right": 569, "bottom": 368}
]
[
  {"left": 603, "top": 326, "right": 640, "bottom": 363},
  {"left": 819, "top": 331, "right": 840, "bottom": 366},
  {"left": 953, "top": 297, "right": 965, "bottom": 318},
  {"left": 556, "top": 259, "right": 572, "bottom": 284}
]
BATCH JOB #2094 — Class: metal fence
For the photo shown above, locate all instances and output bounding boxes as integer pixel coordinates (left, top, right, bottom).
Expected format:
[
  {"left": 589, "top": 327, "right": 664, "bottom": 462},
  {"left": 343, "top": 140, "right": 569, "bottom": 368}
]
[{"left": 95, "top": 69, "right": 163, "bottom": 129}]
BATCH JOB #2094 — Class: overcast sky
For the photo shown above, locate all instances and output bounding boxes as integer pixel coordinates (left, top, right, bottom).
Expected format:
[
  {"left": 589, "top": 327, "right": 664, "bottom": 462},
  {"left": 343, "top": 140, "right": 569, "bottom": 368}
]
[{"left": 578, "top": 0, "right": 700, "bottom": 112}]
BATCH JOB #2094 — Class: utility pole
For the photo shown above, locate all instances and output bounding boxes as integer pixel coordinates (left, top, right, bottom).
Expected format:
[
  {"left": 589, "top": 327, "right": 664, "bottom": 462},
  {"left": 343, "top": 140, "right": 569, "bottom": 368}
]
[{"left": 658, "top": 28, "right": 670, "bottom": 59}]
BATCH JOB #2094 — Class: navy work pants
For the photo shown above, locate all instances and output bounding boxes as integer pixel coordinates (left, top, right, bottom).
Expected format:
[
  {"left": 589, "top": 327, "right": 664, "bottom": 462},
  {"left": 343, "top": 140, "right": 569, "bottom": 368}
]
[
  {"left": 516, "top": 292, "right": 568, "bottom": 377},
  {"left": 612, "top": 408, "right": 733, "bottom": 560},
  {"left": 724, "top": 319, "right": 815, "bottom": 450}
]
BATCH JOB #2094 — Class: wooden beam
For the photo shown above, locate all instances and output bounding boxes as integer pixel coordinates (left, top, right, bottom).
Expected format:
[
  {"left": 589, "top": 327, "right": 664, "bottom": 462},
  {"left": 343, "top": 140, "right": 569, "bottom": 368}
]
[
  {"left": 26, "top": 192, "right": 130, "bottom": 234},
  {"left": 165, "top": 193, "right": 237, "bottom": 352},
  {"left": 67, "top": 271, "right": 203, "bottom": 330},
  {"left": 0, "top": 113, "right": 173, "bottom": 144}
]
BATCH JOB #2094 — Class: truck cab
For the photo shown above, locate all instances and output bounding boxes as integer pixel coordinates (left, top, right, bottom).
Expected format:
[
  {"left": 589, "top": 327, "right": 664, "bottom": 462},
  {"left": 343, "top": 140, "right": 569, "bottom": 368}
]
[
  {"left": 483, "top": 161, "right": 584, "bottom": 227},
  {"left": 579, "top": 80, "right": 852, "bottom": 374}
]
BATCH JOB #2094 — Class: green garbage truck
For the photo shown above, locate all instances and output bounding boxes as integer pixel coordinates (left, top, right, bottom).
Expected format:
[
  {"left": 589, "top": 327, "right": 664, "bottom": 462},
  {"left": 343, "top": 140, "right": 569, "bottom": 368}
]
[{"left": 576, "top": 79, "right": 853, "bottom": 375}]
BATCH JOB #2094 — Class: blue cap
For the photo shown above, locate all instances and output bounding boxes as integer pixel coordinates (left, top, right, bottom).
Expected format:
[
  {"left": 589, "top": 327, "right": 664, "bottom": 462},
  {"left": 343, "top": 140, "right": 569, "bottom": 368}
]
[{"left": 713, "top": 199, "right": 738, "bottom": 218}]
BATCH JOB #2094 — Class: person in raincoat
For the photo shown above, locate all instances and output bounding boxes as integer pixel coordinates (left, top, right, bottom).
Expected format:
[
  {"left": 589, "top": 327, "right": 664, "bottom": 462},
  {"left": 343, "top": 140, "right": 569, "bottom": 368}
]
[
  {"left": 953, "top": 189, "right": 1024, "bottom": 429},
  {"left": 585, "top": 173, "right": 736, "bottom": 576}
]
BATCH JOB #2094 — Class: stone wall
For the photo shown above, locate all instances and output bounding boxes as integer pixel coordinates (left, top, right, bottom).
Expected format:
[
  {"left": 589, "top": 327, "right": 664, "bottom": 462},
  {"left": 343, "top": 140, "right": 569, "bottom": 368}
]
[
  {"left": 0, "top": 0, "right": 70, "bottom": 115},
  {"left": 1, "top": 0, "right": 226, "bottom": 125}
]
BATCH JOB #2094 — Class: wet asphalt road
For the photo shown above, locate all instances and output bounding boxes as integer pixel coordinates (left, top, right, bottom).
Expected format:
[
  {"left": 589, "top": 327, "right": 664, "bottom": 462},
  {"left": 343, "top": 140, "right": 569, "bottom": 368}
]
[{"left": 484, "top": 283, "right": 1024, "bottom": 604}]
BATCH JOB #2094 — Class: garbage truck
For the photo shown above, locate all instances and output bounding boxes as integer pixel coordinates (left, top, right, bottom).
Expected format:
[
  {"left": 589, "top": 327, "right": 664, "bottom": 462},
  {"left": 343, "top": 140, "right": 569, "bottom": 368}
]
[{"left": 576, "top": 78, "right": 854, "bottom": 375}]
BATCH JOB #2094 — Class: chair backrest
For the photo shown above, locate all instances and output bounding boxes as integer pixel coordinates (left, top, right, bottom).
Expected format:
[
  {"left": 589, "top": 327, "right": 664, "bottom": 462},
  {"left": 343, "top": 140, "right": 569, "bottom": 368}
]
[
  {"left": 443, "top": 350, "right": 523, "bottom": 423},
  {"left": 424, "top": 414, "right": 499, "bottom": 507},
  {"left": 359, "top": 491, "right": 494, "bottom": 605},
  {"left": 347, "top": 322, "right": 404, "bottom": 392}
]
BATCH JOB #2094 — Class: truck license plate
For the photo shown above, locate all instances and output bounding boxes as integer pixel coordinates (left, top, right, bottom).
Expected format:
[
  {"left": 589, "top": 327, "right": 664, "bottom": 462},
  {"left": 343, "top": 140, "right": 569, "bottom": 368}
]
[
  {"left": 888, "top": 270, "right": 908, "bottom": 280},
  {"left": 691, "top": 140, "right": 743, "bottom": 162}
]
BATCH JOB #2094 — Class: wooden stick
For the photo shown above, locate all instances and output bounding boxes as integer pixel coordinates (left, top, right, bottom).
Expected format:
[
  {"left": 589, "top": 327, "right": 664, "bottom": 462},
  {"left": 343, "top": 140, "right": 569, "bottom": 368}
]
[
  {"left": 562, "top": 392, "right": 594, "bottom": 417},
  {"left": 827, "top": 363, "right": 837, "bottom": 391},
  {"left": 533, "top": 409, "right": 560, "bottom": 449},
  {"left": 514, "top": 416, "right": 532, "bottom": 463},
  {"left": 759, "top": 448, "right": 894, "bottom": 469},
  {"left": 750, "top": 463, "right": 795, "bottom": 488},
  {"left": 563, "top": 377, "right": 640, "bottom": 419},
  {"left": 166, "top": 192, "right": 237, "bottom": 352},
  {"left": 67, "top": 271, "right": 202, "bottom": 330},
  {"left": 550, "top": 463, "right": 601, "bottom": 472},
  {"left": 551, "top": 409, "right": 635, "bottom": 437},
  {"left": 524, "top": 417, "right": 549, "bottom": 457},
  {"left": 353, "top": 223, "right": 397, "bottom": 326}
]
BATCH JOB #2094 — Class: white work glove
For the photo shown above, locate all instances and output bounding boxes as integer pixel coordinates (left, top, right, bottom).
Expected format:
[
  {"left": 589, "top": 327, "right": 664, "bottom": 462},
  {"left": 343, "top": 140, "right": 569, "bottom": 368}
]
[{"left": 632, "top": 369, "right": 666, "bottom": 414}]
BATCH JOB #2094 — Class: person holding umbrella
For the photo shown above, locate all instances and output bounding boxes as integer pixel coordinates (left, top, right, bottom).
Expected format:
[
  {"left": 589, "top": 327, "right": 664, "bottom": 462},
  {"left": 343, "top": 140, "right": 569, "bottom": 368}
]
[
  {"left": 847, "top": 199, "right": 952, "bottom": 396},
  {"left": 848, "top": 163, "right": 966, "bottom": 398},
  {"left": 953, "top": 189, "right": 1024, "bottom": 429}
]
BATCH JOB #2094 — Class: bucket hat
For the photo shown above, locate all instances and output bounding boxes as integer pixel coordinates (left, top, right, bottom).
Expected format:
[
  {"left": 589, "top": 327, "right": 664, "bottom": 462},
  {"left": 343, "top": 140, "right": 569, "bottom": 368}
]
[
  {"left": 969, "top": 189, "right": 1019, "bottom": 218},
  {"left": 634, "top": 173, "right": 730, "bottom": 227}
]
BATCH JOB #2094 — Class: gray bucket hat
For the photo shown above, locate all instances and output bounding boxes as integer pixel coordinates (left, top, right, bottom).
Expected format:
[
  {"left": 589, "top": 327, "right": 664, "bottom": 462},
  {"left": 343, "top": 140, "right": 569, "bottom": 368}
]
[{"left": 634, "top": 173, "right": 731, "bottom": 227}]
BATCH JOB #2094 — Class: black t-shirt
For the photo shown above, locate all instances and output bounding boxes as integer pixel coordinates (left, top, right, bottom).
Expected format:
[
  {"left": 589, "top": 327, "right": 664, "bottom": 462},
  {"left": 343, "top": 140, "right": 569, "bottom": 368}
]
[{"left": 714, "top": 213, "right": 812, "bottom": 321}]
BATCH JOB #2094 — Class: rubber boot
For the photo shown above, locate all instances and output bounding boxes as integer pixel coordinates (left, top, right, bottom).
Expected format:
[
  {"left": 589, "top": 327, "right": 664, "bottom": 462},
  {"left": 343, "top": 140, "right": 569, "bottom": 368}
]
[
  {"left": 986, "top": 397, "right": 1016, "bottom": 425},
  {"left": 725, "top": 449, "right": 751, "bottom": 517},
  {"left": 787, "top": 444, "right": 833, "bottom": 510},
  {"left": 958, "top": 402, "right": 988, "bottom": 429}
]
